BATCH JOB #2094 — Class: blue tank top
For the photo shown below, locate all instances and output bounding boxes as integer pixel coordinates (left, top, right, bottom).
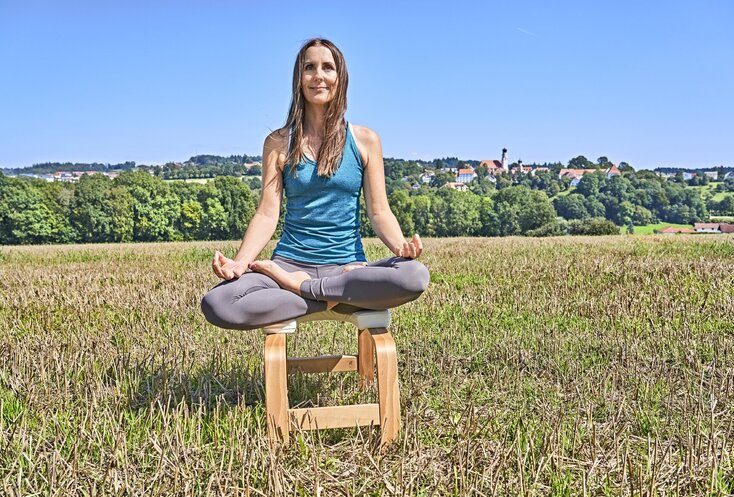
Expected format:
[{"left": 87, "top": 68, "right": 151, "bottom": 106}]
[{"left": 272, "top": 122, "right": 367, "bottom": 264}]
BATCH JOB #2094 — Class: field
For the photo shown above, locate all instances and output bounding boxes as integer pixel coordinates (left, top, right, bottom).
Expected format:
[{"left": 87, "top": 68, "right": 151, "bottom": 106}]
[
  {"left": 689, "top": 182, "right": 728, "bottom": 202},
  {"left": 1, "top": 237, "right": 733, "bottom": 495},
  {"left": 623, "top": 223, "right": 693, "bottom": 235}
]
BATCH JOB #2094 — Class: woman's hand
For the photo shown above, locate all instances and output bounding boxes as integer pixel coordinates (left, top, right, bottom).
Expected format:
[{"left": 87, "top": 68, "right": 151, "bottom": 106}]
[
  {"left": 394, "top": 234, "right": 423, "bottom": 259},
  {"left": 211, "top": 250, "right": 248, "bottom": 280}
]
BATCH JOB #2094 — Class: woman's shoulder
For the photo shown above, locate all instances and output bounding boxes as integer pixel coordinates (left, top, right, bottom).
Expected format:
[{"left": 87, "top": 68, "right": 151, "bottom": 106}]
[
  {"left": 350, "top": 124, "right": 381, "bottom": 165},
  {"left": 350, "top": 124, "right": 380, "bottom": 146},
  {"left": 263, "top": 127, "right": 290, "bottom": 172},
  {"left": 264, "top": 127, "right": 290, "bottom": 150}
]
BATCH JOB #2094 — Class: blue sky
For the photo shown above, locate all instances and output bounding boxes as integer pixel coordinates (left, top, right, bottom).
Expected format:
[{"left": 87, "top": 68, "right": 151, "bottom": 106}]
[{"left": 1, "top": 1, "right": 732, "bottom": 170}]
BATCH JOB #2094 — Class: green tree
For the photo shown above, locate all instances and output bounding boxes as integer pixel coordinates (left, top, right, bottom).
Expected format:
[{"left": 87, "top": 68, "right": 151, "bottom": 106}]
[
  {"left": 430, "top": 171, "right": 454, "bottom": 188},
  {"left": 411, "top": 195, "right": 433, "bottom": 236},
  {"left": 584, "top": 196, "right": 606, "bottom": 218},
  {"left": 568, "top": 155, "right": 594, "bottom": 169},
  {"left": 477, "top": 196, "right": 499, "bottom": 236},
  {"left": 553, "top": 193, "right": 589, "bottom": 220},
  {"left": 202, "top": 198, "right": 229, "bottom": 240},
  {"left": 566, "top": 217, "right": 619, "bottom": 235},
  {"left": 115, "top": 170, "right": 181, "bottom": 241},
  {"left": 492, "top": 186, "right": 556, "bottom": 235},
  {"left": 632, "top": 205, "right": 653, "bottom": 225},
  {"left": 576, "top": 173, "right": 602, "bottom": 196},
  {"left": 211, "top": 176, "right": 256, "bottom": 239},
  {"left": 389, "top": 190, "right": 415, "bottom": 236},
  {"left": 179, "top": 200, "right": 204, "bottom": 240},
  {"left": 69, "top": 174, "right": 133, "bottom": 242},
  {"left": 0, "top": 176, "right": 66, "bottom": 244},
  {"left": 431, "top": 189, "right": 481, "bottom": 236}
]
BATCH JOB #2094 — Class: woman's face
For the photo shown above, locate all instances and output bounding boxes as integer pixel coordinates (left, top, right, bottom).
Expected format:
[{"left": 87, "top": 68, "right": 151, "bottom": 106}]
[{"left": 301, "top": 45, "right": 338, "bottom": 106}]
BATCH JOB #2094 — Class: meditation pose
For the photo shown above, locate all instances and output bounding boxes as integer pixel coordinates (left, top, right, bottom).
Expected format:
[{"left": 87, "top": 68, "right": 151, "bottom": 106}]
[{"left": 200, "top": 38, "right": 429, "bottom": 330}]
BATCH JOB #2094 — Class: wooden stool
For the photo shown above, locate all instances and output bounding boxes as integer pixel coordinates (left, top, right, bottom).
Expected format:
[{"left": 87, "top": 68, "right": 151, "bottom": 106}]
[{"left": 262, "top": 309, "right": 400, "bottom": 447}]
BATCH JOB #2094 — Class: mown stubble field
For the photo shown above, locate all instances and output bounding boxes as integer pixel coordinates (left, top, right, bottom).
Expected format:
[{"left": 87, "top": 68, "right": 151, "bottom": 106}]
[{"left": 1, "top": 236, "right": 733, "bottom": 496}]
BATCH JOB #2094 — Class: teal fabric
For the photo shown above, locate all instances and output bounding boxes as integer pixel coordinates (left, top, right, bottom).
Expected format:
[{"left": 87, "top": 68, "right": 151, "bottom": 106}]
[{"left": 273, "top": 122, "right": 367, "bottom": 264}]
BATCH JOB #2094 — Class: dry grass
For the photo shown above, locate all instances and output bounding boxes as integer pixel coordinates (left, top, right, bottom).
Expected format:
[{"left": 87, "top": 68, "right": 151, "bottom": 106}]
[{"left": 1, "top": 236, "right": 733, "bottom": 496}]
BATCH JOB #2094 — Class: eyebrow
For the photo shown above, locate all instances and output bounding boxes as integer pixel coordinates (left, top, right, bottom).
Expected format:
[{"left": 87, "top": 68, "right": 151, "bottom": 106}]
[{"left": 303, "top": 60, "right": 334, "bottom": 65}]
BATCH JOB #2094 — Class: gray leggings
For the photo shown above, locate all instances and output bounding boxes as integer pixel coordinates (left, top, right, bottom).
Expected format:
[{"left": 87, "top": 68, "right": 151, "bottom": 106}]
[{"left": 200, "top": 255, "right": 430, "bottom": 330}]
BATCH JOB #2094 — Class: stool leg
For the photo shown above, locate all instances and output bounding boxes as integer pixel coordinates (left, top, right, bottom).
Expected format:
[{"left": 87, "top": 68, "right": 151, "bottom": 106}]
[
  {"left": 357, "top": 328, "right": 375, "bottom": 389},
  {"left": 264, "top": 333, "right": 289, "bottom": 445},
  {"left": 371, "top": 328, "right": 400, "bottom": 446}
]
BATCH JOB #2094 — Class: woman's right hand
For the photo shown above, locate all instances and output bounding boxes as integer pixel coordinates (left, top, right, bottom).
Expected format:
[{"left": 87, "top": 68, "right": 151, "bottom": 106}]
[{"left": 212, "top": 250, "right": 248, "bottom": 280}]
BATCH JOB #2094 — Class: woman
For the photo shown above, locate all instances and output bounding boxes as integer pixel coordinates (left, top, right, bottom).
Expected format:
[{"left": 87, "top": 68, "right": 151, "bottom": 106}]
[{"left": 200, "top": 38, "right": 429, "bottom": 330}]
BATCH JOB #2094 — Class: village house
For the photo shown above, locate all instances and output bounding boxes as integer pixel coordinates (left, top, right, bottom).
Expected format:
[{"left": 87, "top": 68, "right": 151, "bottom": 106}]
[
  {"left": 558, "top": 168, "right": 595, "bottom": 182},
  {"left": 703, "top": 171, "right": 718, "bottom": 180},
  {"left": 558, "top": 165, "right": 621, "bottom": 183},
  {"left": 724, "top": 172, "right": 734, "bottom": 180},
  {"left": 419, "top": 170, "right": 435, "bottom": 184},
  {"left": 605, "top": 165, "right": 622, "bottom": 178},
  {"left": 658, "top": 223, "right": 734, "bottom": 235},
  {"left": 693, "top": 223, "right": 721, "bottom": 233},
  {"left": 444, "top": 182, "right": 468, "bottom": 192},
  {"left": 456, "top": 167, "right": 477, "bottom": 184},
  {"left": 657, "top": 226, "right": 695, "bottom": 234}
]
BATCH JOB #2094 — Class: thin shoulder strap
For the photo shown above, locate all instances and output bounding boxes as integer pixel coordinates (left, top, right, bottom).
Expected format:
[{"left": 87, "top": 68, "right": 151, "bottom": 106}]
[{"left": 347, "top": 121, "right": 356, "bottom": 142}]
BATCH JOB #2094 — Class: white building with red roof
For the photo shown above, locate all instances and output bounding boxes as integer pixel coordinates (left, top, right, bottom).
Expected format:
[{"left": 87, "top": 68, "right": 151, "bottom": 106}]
[
  {"left": 694, "top": 223, "right": 721, "bottom": 233},
  {"left": 456, "top": 167, "right": 477, "bottom": 184}
]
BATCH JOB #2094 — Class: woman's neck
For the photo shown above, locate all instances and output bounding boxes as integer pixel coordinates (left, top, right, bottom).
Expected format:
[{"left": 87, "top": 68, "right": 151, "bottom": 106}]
[{"left": 303, "top": 104, "right": 327, "bottom": 138}]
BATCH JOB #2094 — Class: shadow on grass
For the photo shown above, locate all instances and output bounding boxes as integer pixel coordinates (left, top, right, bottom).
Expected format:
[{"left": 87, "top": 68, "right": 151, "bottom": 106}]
[{"left": 126, "top": 359, "right": 373, "bottom": 415}]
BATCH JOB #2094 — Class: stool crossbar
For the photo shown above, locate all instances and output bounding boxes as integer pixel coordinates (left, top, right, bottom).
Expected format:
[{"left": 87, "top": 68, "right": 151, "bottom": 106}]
[{"left": 262, "top": 309, "right": 400, "bottom": 447}]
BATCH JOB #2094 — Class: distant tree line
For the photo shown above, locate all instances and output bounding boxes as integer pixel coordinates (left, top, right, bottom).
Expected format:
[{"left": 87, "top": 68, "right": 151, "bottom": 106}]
[
  {"left": 6, "top": 161, "right": 138, "bottom": 175},
  {"left": 0, "top": 170, "right": 613, "bottom": 246},
  {"left": 552, "top": 170, "right": 712, "bottom": 225},
  {"left": 0, "top": 171, "right": 257, "bottom": 245},
  {"left": 4, "top": 155, "right": 263, "bottom": 180},
  {"left": 2, "top": 153, "right": 729, "bottom": 245},
  {"left": 152, "top": 155, "right": 263, "bottom": 180}
]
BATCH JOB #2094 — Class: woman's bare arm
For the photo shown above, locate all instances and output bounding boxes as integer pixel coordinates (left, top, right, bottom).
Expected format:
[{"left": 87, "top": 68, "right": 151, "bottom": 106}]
[
  {"left": 212, "top": 130, "right": 287, "bottom": 279},
  {"left": 233, "top": 130, "right": 287, "bottom": 263},
  {"left": 354, "top": 125, "right": 423, "bottom": 258}
]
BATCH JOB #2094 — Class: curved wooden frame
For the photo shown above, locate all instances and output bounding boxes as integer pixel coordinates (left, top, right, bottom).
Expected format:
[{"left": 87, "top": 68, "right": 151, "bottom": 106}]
[{"left": 264, "top": 326, "right": 400, "bottom": 447}]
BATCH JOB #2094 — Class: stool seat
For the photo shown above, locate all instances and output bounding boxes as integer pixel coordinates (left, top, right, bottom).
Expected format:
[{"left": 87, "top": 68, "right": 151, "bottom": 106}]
[{"left": 263, "top": 309, "right": 391, "bottom": 334}]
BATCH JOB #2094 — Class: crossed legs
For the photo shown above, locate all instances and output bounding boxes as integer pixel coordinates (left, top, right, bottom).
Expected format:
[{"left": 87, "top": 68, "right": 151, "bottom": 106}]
[{"left": 200, "top": 256, "right": 430, "bottom": 330}]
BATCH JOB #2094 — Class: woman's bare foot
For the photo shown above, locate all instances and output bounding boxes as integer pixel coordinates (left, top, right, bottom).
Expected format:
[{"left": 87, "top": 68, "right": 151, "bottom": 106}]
[
  {"left": 249, "top": 260, "right": 343, "bottom": 309},
  {"left": 248, "top": 260, "right": 310, "bottom": 295},
  {"left": 342, "top": 262, "right": 368, "bottom": 273}
]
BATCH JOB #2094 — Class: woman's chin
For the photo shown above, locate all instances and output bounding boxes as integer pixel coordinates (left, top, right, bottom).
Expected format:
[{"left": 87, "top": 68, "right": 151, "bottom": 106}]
[{"left": 305, "top": 96, "right": 334, "bottom": 106}]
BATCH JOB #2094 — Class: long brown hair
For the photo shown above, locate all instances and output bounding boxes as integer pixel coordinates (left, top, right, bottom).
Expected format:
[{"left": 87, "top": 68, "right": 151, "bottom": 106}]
[{"left": 282, "top": 38, "right": 349, "bottom": 177}]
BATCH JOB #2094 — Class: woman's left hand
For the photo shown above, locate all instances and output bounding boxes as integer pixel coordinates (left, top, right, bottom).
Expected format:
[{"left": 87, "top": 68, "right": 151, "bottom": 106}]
[{"left": 394, "top": 234, "right": 423, "bottom": 259}]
